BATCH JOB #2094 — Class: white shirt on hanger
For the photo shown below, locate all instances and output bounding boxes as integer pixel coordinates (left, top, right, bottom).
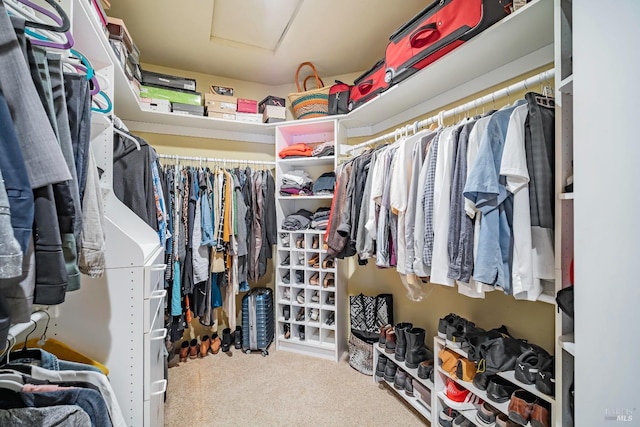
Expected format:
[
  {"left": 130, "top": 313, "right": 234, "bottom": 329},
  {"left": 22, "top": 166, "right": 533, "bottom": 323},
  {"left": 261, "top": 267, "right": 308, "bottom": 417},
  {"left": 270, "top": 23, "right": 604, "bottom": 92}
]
[
  {"left": 430, "top": 125, "right": 457, "bottom": 286},
  {"left": 501, "top": 104, "right": 554, "bottom": 300},
  {"left": 390, "top": 132, "right": 420, "bottom": 275}
]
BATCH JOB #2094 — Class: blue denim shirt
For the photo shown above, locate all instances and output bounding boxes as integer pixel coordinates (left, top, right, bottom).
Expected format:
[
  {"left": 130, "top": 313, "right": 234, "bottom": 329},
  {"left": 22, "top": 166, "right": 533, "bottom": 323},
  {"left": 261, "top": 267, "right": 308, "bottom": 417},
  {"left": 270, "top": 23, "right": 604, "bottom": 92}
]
[
  {"left": 11, "top": 348, "right": 102, "bottom": 373},
  {"left": 463, "top": 100, "right": 525, "bottom": 293},
  {"left": 200, "top": 188, "right": 215, "bottom": 246}
]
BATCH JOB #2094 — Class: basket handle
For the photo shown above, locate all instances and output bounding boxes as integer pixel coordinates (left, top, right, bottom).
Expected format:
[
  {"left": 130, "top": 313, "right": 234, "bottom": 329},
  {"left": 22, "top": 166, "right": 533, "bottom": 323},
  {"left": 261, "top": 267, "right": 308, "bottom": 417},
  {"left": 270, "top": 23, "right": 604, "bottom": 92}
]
[{"left": 296, "top": 62, "right": 324, "bottom": 92}]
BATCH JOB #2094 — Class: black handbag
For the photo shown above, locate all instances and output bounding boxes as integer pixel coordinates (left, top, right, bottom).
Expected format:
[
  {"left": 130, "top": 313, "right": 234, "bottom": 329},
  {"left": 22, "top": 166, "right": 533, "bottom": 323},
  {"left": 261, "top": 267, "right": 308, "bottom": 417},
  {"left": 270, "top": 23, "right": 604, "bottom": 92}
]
[
  {"left": 556, "top": 285, "right": 574, "bottom": 319},
  {"left": 328, "top": 80, "right": 351, "bottom": 115}
]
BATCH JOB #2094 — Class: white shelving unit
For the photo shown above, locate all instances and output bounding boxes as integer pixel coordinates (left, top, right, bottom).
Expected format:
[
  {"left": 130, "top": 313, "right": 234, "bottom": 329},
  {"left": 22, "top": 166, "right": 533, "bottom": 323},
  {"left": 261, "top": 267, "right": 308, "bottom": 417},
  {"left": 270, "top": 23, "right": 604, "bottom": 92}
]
[
  {"left": 432, "top": 338, "right": 556, "bottom": 426},
  {"left": 43, "top": 1, "right": 167, "bottom": 426},
  {"left": 554, "top": 0, "right": 574, "bottom": 425},
  {"left": 274, "top": 119, "right": 347, "bottom": 361},
  {"left": 373, "top": 345, "right": 434, "bottom": 423}
]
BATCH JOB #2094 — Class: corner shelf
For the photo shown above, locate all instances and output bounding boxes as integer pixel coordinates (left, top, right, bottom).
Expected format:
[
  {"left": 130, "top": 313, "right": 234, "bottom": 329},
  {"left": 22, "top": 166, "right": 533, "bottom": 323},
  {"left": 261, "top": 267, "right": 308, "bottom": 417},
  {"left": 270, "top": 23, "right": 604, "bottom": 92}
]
[{"left": 558, "top": 333, "right": 575, "bottom": 357}]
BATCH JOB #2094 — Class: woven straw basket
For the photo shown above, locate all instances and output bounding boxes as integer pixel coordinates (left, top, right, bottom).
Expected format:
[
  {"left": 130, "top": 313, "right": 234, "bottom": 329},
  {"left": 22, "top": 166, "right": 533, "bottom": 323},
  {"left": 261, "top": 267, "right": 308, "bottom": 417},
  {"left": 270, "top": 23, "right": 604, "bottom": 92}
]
[{"left": 288, "top": 62, "right": 330, "bottom": 120}]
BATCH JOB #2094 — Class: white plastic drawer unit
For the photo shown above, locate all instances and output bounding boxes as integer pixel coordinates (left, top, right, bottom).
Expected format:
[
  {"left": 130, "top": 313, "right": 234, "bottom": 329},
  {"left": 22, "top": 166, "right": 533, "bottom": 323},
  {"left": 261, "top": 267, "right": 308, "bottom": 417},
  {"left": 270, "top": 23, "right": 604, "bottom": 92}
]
[{"left": 144, "top": 297, "right": 167, "bottom": 427}]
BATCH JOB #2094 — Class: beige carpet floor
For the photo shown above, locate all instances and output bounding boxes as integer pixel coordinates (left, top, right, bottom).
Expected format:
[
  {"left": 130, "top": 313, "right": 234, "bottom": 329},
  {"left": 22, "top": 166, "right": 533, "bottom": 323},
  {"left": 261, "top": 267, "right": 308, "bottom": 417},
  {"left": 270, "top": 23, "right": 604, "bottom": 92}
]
[{"left": 164, "top": 344, "right": 429, "bottom": 427}]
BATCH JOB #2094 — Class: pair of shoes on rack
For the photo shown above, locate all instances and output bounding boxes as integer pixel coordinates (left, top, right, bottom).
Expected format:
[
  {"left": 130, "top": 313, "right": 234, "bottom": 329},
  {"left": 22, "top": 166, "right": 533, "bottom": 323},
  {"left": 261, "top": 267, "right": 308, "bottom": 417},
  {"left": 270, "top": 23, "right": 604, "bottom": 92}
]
[
  {"left": 284, "top": 323, "right": 291, "bottom": 339},
  {"left": 283, "top": 287, "right": 291, "bottom": 301},
  {"left": 322, "top": 256, "right": 334, "bottom": 269},
  {"left": 309, "top": 272, "right": 320, "bottom": 286},
  {"left": 309, "top": 308, "right": 319, "bottom": 322},
  {"left": 296, "top": 289, "right": 305, "bottom": 304},
  {"left": 311, "top": 235, "right": 319, "bottom": 249},
  {"left": 508, "top": 390, "right": 550, "bottom": 427},
  {"left": 323, "top": 273, "right": 334, "bottom": 288},
  {"left": 283, "top": 306, "right": 290, "bottom": 321},
  {"left": 280, "top": 255, "right": 290, "bottom": 266},
  {"left": 296, "top": 308, "right": 305, "bottom": 322},
  {"left": 325, "top": 293, "right": 335, "bottom": 305},
  {"left": 325, "top": 312, "right": 334, "bottom": 325},
  {"left": 310, "top": 290, "right": 319, "bottom": 303},
  {"left": 307, "top": 253, "right": 320, "bottom": 268},
  {"left": 298, "top": 325, "right": 305, "bottom": 340},
  {"left": 296, "top": 235, "right": 305, "bottom": 249}
]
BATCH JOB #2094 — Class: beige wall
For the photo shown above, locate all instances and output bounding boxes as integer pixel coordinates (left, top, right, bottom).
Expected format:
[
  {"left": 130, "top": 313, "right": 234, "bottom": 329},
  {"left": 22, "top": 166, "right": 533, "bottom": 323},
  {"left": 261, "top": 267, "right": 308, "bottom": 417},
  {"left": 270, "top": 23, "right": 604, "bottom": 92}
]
[{"left": 137, "top": 62, "right": 556, "bottom": 352}]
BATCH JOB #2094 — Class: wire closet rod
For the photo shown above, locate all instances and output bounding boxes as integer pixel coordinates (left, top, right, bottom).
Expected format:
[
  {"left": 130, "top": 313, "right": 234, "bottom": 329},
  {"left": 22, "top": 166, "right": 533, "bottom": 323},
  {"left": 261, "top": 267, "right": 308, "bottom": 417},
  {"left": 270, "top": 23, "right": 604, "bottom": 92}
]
[
  {"left": 346, "top": 68, "right": 554, "bottom": 154},
  {"left": 158, "top": 154, "right": 275, "bottom": 166}
]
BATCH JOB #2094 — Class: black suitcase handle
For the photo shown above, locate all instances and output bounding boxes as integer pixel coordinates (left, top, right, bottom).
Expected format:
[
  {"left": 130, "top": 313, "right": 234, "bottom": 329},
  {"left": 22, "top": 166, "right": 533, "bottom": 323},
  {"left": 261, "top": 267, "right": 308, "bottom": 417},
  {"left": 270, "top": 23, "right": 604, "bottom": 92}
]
[{"left": 410, "top": 23, "right": 439, "bottom": 48}]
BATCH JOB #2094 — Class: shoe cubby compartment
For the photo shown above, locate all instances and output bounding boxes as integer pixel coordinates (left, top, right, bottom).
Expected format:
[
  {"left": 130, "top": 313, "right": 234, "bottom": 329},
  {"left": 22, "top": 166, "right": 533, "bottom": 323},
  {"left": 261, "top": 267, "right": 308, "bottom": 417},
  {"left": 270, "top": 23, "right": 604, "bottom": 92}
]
[
  {"left": 306, "top": 289, "right": 320, "bottom": 308},
  {"left": 279, "top": 232, "right": 291, "bottom": 248},
  {"left": 279, "top": 304, "right": 292, "bottom": 322},
  {"left": 277, "top": 267, "right": 291, "bottom": 285},
  {"left": 322, "top": 291, "right": 335, "bottom": 308},
  {"left": 292, "top": 233, "right": 306, "bottom": 250},
  {"left": 305, "top": 251, "right": 321, "bottom": 269},
  {"left": 306, "top": 307, "right": 321, "bottom": 326},
  {"left": 278, "top": 322, "right": 292, "bottom": 340},
  {"left": 320, "top": 329, "right": 335, "bottom": 347},
  {"left": 320, "top": 253, "right": 336, "bottom": 271},
  {"left": 278, "top": 249, "right": 290, "bottom": 262},
  {"left": 277, "top": 286, "right": 291, "bottom": 304},
  {"left": 305, "top": 326, "right": 321, "bottom": 345},
  {"left": 291, "top": 269, "right": 305, "bottom": 286},
  {"left": 320, "top": 271, "right": 335, "bottom": 289},
  {"left": 321, "top": 310, "right": 335, "bottom": 328}
]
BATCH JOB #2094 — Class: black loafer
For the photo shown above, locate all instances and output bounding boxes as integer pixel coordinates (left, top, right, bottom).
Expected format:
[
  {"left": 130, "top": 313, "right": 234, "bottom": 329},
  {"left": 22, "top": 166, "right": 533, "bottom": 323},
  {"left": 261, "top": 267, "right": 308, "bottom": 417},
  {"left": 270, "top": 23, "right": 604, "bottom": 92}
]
[{"left": 486, "top": 376, "right": 519, "bottom": 403}]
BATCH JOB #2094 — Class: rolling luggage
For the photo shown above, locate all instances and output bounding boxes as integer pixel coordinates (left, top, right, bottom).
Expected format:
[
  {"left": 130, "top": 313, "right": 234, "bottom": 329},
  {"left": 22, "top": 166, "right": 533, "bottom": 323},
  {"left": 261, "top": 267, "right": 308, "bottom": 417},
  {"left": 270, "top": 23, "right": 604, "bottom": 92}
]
[
  {"left": 348, "top": 59, "right": 389, "bottom": 111},
  {"left": 241, "top": 287, "right": 274, "bottom": 356},
  {"left": 384, "top": 0, "right": 511, "bottom": 85}
]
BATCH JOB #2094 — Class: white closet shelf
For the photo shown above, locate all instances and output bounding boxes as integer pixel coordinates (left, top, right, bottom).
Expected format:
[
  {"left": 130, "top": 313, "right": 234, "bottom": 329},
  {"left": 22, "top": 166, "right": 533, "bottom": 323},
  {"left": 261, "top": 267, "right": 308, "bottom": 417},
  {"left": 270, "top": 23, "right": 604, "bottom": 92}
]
[
  {"left": 497, "top": 370, "right": 556, "bottom": 404},
  {"left": 90, "top": 114, "right": 111, "bottom": 139},
  {"left": 96, "top": 0, "right": 552, "bottom": 143},
  {"left": 558, "top": 75, "right": 574, "bottom": 95},
  {"left": 558, "top": 333, "right": 575, "bottom": 356},
  {"left": 278, "top": 156, "right": 336, "bottom": 167},
  {"left": 558, "top": 192, "right": 574, "bottom": 200},
  {"left": 380, "top": 380, "right": 433, "bottom": 421}
]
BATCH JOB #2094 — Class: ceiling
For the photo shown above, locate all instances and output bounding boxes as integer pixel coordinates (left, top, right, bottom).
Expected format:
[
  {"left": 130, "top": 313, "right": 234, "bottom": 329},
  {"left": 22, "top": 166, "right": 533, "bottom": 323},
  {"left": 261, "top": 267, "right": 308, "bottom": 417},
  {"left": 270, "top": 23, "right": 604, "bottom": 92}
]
[{"left": 107, "top": 0, "right": 428, "bottom": 86}]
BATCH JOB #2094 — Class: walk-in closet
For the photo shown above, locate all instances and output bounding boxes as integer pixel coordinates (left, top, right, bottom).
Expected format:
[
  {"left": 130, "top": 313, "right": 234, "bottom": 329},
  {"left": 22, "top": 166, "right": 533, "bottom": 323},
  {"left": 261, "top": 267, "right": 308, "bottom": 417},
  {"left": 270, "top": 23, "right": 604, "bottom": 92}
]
[{"left": 0, "top": 0, "right": 637, "bottom": 426}]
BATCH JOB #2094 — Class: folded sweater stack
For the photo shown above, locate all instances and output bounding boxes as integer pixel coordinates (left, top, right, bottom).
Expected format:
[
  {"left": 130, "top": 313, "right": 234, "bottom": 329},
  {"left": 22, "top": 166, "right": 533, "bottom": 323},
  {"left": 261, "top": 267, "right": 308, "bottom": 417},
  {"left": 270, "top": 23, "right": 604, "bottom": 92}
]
[
  {"left": 279, "top": 143, "right": 313, "bottom": 159},
  {"left": 312, "top": 141, "right": 335, "bottom": 157},
  {"left": 280, "top": 170, "right": 313, "bottom": 196},
  {"left": 311, "top": 207, "right": 331, "bottom": 230},
  {"left": 282, "top": 209, "right": 313, "bottom": 231}
]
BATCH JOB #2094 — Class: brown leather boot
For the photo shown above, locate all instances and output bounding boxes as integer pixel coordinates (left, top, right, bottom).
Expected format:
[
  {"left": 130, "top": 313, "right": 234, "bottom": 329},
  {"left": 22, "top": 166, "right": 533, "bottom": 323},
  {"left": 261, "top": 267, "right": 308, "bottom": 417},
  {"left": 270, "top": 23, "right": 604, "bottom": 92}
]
[
  {"left": 384, "top": 329, "right": 396, "bottom": 354},
  {"left": 200, "top": 335, "right": 211, "bottom": 357},
  {"left": 179, "top": 341, "right": 189, "bottom": 362},
  {"left": 210, "top": 333, "right": 221, "bottom": 354},
  {"left": 189, "top": 339, "right": 198, "bottom": 359}
]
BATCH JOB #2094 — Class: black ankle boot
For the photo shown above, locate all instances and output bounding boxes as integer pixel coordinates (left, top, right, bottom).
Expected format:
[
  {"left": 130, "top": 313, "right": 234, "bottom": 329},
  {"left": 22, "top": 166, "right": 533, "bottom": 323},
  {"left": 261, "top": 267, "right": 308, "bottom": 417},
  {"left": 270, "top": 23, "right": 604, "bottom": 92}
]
[
  {"left": 405, "top": 327, "right": 432, "bottom": 369},
  {"left": 394, "top": 322, "right": 413, "bottom": 362},
  {"left": 221, "top": 328, "right": 232, "bottom": 352},
  {"left": 234, "top": 326, "right": 242, "bottom": 349}
]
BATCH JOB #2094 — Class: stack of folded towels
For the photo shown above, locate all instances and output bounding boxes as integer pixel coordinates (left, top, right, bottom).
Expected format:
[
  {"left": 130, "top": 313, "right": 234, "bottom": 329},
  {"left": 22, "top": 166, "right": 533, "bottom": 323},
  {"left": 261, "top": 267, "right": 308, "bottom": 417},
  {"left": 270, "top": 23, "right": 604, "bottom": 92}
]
[
  {"left": 280, "top": 170, "right": 313, "bottom": 196},
  {"left": 281, "top": 209, "right": 313, "bottom": 231},
  {"left": 311, "top": 207, "right": 331, "bottom": 230}
]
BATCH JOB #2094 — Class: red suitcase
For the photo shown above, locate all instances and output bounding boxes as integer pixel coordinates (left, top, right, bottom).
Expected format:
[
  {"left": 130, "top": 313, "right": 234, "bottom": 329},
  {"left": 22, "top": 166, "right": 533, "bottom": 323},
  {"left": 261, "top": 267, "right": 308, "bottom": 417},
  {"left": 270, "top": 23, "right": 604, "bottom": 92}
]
[
  {"left": 348, "top": 59, "right": 389, "bottom": 111},
  {"left": 384, "top": 0, "right": 512, "bottom": 84}
]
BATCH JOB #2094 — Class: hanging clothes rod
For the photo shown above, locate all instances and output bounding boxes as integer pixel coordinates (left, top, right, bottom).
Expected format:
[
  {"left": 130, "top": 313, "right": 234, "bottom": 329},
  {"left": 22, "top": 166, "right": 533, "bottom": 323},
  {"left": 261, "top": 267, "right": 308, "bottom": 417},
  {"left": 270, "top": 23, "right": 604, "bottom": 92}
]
[
  {"left": 345, "top": 68, "right": 554, "bottom": 154},
  {"left": 4, "top": 310, "right": 49, "bottom": 345},
  {"left": 157, "top": 154, "right": 275, "bottom": 166}
]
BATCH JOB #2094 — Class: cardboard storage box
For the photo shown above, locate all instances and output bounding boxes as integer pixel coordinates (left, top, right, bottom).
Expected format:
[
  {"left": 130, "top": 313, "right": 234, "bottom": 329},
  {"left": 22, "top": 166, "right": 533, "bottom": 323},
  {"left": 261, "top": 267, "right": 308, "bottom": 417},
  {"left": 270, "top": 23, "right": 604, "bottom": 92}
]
[
  {"left": 107, "top": 17, "right": 134, "bottom": 53},
  {"left": 140, "top": 98, "right": 171, "bottom": 113},
  {"left": 172, "top": 102, "right": 205, "bottom": 117},
  {"left": 211, "top": 85, "right": 234, "bottom": 96},
  {"left": 237, "top": 98, "right": 258, "bottom": 114},
  {"left": 259, "top": 95, "right": 286, "bottom": 113},
  {"left": 262, "top": 105, "right": 286, "bottom": 123},
  {"left": 205, "top": 93, "right": 237, "bottom": 113},
  {"left": 140, "top": 85, "right": 202, "bottom": 106},
  {"left": 142, "top": 70, "right": 197, "bottom": 92},
  {"left": 236, "top": 112, "right": 262, "bottom": 123},
  {"left": 207, "top": 111, "right": 236, "bottom": 121}
]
